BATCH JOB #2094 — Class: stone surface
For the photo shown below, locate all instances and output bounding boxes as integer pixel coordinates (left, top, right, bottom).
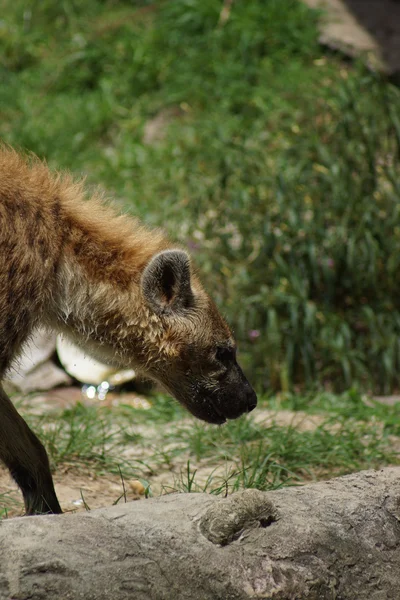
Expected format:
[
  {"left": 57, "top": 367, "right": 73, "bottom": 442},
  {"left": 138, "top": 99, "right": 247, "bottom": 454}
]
[
  {"left": 6, "top": 329, "right": 71, "bottom": 393},
  {"left": 1, "top": 467, "right": 400, "bottom": 599},
  {"left": 303, "top": 0, "right": 400, "bottom": 75}
]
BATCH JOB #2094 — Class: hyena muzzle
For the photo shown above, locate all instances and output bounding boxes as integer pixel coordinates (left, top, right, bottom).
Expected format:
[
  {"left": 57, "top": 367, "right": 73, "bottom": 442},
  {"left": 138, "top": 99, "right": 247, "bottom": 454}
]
[{"left": 0, "top": 148, "right": 257, "bottom": 515}]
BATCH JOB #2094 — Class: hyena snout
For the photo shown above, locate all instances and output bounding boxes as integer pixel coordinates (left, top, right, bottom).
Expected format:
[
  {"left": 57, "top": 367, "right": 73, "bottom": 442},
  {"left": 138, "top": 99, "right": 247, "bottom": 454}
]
[
  {"left": 212, "top": 368, "right": 258, "bottom": 422},
  {"left": 180, "top": 365, "right": 258, "bottom": 425}
]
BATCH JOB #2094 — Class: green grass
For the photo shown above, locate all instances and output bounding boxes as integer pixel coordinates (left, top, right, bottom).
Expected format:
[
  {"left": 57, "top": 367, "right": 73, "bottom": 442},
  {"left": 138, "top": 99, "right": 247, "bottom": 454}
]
[
  {"left": 1, "top": 388, "right": 397, "bottom": 516},
  {"left": 18, "top": 399, "right": 152, "bottom": 480},
  {"left": 169, "top": 407, "right": 396, "bottom": 488},
  {"left": 117, "top": 392, "right": 187, "bottom": 424},
  {"left": 0, "top": 492, "right": 20, "bottom": 518},
  {"left": 269, "top": 388, "right": 400, "bottom": 435},
  {"left": 4, "top": 391, "right": 396, "bottom": 504}
]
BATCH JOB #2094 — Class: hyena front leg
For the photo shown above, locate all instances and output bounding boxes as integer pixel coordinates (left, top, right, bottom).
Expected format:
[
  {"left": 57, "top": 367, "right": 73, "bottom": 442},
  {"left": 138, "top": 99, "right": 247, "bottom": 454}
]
[{"left": 0, "top": 385, "right": 62, "bottom": 515}]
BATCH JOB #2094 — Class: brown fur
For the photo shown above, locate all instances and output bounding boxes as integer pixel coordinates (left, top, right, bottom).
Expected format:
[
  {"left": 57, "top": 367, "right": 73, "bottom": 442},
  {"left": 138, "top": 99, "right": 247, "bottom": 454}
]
[
  {"left": 0, "top": 147, "right": 256, "bottom": 515},
  {"left": 1, "top": 148, "right": 173, "bottom": 366}
]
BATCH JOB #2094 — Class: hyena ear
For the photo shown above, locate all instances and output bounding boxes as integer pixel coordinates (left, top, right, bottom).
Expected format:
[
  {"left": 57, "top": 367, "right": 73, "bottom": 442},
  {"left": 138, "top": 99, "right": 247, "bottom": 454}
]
[{"left": 141, "top": 249, "right": 194, "bottom": 315}]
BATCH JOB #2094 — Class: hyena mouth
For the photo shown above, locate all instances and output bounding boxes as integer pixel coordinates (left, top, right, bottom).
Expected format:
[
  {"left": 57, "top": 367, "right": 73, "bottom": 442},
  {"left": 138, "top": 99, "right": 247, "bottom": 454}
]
[
  {"left": 184, "top": 390, "right": 256, "bottom": 425},
  {"left": 168, "top": 382, "right": 256, "bottom": 425},
  {"left": 208, "top": 405, "right": 227, "bottom": 425},
  {"left": 189, "top": 401, "right": 227, "bottom": 425},
  {"left": 199, "top": 395, "right": 255, "bottom": 424},
  {"left": 211, "top": 389, "right": 257, "bottom": 423},
  {"left": 181, "top": 395, "right": 228, "bottom": 425}
]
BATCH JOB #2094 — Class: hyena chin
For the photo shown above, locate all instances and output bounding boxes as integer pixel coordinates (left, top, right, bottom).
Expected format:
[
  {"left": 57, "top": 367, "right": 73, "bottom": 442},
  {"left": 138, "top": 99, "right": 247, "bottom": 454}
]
[{"left": 0, "top": 147, "right": 257, "bottom": 515}]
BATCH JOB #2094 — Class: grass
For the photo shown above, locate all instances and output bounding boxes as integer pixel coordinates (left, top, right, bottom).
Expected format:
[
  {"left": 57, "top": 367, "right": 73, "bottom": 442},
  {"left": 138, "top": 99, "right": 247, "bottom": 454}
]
[
  {"left": 169, "top": 404, "right": 397, "bottom": 488},
  {"left": 0, "top": 492, "right": 20, "bottom": 519},
  {"left": 269, "top": 388, "right": 400, "bottom": 436},
  {"left": 20, "top": 399, "right": 152, "bottom": 480},
  {"left": 1, "top": 388, "right": 397, "bottom": 516}
]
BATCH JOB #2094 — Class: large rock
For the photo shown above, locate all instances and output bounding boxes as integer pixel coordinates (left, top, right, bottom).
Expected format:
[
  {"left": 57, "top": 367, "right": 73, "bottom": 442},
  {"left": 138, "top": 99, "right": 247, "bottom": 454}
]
[
  {"left": 303, "top": 0, "right": 400, "bottom": 76},
  {"left": 1, "top": 468, "right": 400, "bottom": 599}
]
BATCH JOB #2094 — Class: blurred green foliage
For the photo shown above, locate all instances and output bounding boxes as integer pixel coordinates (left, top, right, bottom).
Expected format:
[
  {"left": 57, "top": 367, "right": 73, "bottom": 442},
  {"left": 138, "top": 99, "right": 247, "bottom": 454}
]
[{"left": 1, "top": 0, "right": 400, "bottom": 393}]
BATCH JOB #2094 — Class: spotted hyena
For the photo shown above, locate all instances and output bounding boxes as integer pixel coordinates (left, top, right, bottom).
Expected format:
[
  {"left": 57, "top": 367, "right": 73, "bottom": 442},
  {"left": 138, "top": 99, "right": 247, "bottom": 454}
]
[{"left": 0, "top": 147, "right": 257, "bottom": 515}]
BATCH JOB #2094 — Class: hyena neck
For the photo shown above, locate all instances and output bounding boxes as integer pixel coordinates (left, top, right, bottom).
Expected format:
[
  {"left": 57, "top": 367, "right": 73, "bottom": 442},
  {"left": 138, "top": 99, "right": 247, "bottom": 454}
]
[
  {"left": 50, "top": 255, "right": 163, "bottom": 368},
  {"left": 48, "top": 221, "right": 168, "bottom": 369}
]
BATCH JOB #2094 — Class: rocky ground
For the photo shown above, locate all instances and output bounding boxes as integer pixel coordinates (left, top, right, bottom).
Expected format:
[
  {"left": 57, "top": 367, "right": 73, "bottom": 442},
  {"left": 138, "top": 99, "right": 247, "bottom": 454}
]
[{"left": 2, "top": 468, "right": 400, "bottom": 599}]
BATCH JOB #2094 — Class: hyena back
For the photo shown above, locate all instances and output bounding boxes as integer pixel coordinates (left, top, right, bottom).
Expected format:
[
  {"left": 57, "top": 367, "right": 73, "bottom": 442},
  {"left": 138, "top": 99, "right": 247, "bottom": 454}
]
[{"left": 0, "top": 147, "right": 257, "bottom": 515}]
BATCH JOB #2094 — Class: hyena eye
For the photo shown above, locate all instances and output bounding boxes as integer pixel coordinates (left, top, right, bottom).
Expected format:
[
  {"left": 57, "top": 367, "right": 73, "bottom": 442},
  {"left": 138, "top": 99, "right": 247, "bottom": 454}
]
[{"left": 215, "top": 346, "right": 236, "bottom": 364}]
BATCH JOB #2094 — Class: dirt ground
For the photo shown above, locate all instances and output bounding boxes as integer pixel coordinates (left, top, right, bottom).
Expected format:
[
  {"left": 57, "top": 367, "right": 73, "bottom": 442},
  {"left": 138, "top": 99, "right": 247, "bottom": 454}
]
[
  {"left": 0, "top": 404, "right": 325, "bottom": 518},
  {"left": 0, "top": 468, "right": 130, "bottom": 517}
]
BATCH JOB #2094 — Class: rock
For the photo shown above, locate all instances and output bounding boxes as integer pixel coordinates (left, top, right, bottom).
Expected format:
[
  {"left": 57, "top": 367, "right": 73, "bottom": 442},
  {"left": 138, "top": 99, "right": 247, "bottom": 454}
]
[
  {"left": 6, "top": 328, "right": 71, "bottom": 392},
  {"left": 128, "top": 479, "right": 146, "bottom": 496},
  {"left": 1, "top": 467, "right": 400, "bottom": 599},
  {"left": 303, "top": 0, "right": 400, "bottom": 74}
]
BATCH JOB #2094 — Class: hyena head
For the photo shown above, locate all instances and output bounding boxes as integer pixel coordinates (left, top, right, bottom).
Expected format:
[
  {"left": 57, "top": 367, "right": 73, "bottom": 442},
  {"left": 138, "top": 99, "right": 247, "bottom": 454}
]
[{"left": 139, "top": 249, "right": 257, "bottom": 424}]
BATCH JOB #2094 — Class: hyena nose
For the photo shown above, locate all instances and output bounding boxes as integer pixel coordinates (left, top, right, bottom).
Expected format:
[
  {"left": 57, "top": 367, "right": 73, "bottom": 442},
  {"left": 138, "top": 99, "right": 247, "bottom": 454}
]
[{"left": 247, "top": 389, "right": 258, "bottom": 413}]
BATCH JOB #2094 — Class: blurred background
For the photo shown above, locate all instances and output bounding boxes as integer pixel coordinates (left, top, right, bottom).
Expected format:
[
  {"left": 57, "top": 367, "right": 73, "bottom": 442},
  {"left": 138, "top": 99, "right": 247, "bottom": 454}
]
[{"left": 2, "top": 0, "right": 400, "bottom": 396}]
